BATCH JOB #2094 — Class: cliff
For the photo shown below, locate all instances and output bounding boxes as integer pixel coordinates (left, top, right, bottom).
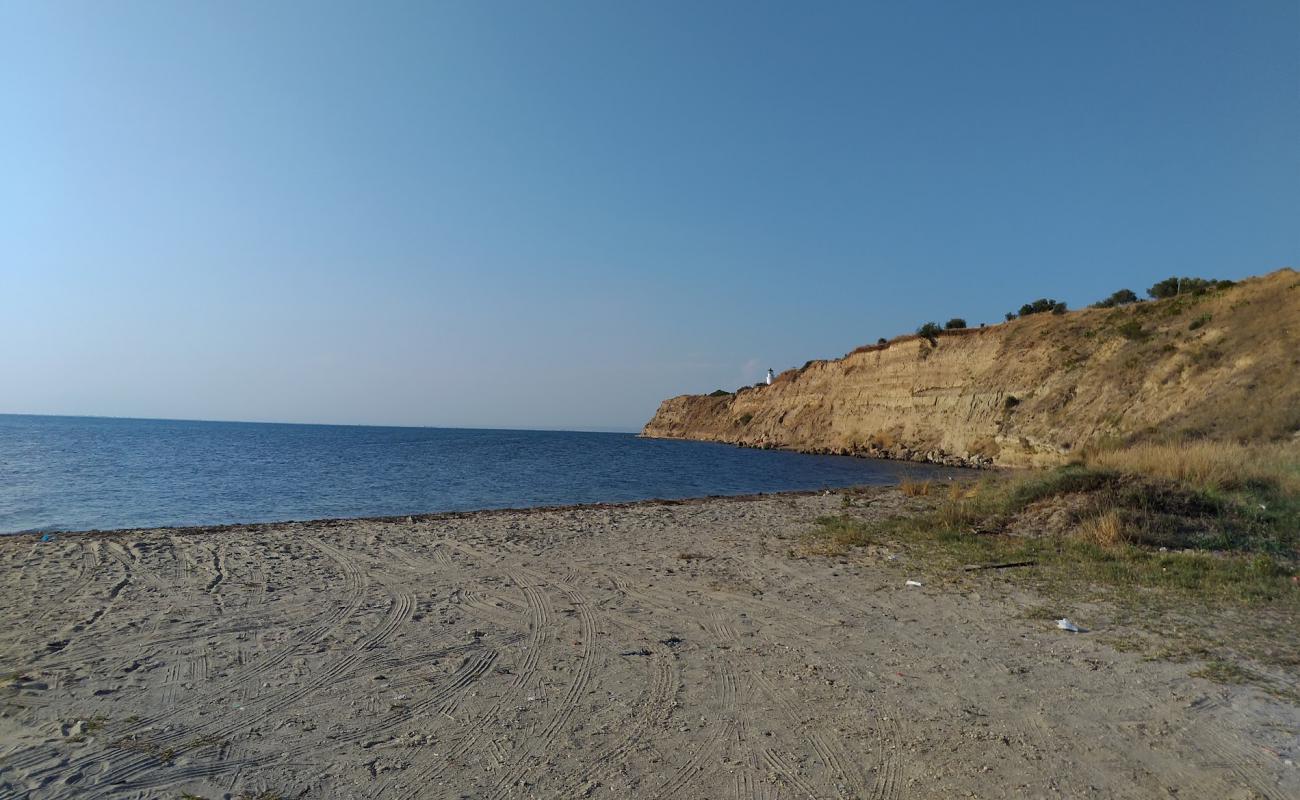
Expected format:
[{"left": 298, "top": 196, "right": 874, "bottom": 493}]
[{"left": 643, "top": 269, "right": 1300, "bottom": 467}]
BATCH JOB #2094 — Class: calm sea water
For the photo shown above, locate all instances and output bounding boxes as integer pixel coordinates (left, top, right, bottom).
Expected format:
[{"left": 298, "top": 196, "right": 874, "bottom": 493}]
[{"left": 0, "top": 414, "right": 959, "bottom": 534}]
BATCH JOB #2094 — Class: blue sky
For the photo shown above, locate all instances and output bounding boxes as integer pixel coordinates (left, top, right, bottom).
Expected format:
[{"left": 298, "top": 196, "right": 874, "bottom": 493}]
[{"left": 2, "top": 1, "right": 1297, "bottom": 431}]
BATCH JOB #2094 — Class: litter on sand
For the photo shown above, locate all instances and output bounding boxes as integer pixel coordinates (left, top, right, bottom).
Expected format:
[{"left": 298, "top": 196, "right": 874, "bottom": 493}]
[
  {"left": 1056, "top": 618, "right": 1083, "bottom": 633},
  {"left": 905, "top": 580, "right": 923, "bottom": 587}
]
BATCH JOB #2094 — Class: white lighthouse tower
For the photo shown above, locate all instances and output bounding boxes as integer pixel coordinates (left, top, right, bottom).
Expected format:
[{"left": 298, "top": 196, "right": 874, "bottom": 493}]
[{"left": 766, "top": 368, "right": 774, "bottom": 385}]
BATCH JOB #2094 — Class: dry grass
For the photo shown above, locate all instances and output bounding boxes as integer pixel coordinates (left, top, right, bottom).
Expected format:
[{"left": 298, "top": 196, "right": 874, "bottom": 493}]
[
  {"left": 899, "top": 478, "right": 931, "bottom": 497},
  {"left": 1082, "top": 440, "right": 1300, "bottom": 494},
  {"left": 1075, "top": 509, "right": 1128, "bottom": 547}
]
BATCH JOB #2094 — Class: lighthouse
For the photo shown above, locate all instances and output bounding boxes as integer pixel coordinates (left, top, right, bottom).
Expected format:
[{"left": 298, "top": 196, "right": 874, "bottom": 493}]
[{"left": 766, "top": 368, "right": 774, "bottom": 385}]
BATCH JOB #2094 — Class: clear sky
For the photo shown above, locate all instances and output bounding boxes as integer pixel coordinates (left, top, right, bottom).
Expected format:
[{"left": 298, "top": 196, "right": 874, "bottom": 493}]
[{"left": 2, "top": 1, "right": 1297, "bottom": 431}]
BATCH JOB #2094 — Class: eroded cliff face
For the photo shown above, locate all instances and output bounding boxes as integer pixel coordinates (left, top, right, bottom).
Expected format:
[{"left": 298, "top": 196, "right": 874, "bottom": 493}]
[{"left": 643, "top": 269, "right": 1300, "bottom": 468}]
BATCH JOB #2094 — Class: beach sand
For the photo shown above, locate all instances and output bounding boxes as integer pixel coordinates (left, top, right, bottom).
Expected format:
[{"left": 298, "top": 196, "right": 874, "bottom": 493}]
[{"left": 1, "top": 489, "right": 1295, "bottom": 799}]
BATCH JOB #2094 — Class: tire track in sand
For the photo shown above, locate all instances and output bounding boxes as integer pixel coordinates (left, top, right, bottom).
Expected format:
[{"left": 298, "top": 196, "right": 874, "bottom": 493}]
[
  {"left": 103, "top": 540, "right": 169, "bottom": 594},
  {"left": 524, "top": 559, "right": 747, "bottom": 800},
  {"left": 51, "top": 540, "right": 100, "bottom": 604},
  {"left": 544, "top": 637, "right": 678, "bottom": 798},
  {"left": 39, "top": 537, "right": 372, "bottom": 797},
  {"left": 385, "top": 567, "right": 553, "bottom": 800},
  {"left": 608, "top": 569, "right": 873, "bottom": 800},
  {"left": 103, "top": 646, "right": 502, "bottom": 799},
  {"left": 751, "top": 671, "right": 868, "bottom": 799},
  {"left": 83, "top": 570, "right": 414, "bottom": 794},
  {"left": 643, "top": 722, "right": 736, "bottom": 800},
  {"left": 481, "top": 573, "right": 597, "bottom": 800},
  {"left": 762, "top": 746, "right": 822, "bottom": 799},
  {"left": 603, "top": 566, "right": 876, "bottom": 800}
]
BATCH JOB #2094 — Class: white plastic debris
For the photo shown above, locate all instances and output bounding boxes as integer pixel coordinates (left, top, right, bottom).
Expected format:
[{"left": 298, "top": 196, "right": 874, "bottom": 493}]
[
  {"left": 1056, "top": 618, "right": 1082, "bottom": 633},
  {"left": 905, "top": 580, "right": 923, "bottom": 587}
]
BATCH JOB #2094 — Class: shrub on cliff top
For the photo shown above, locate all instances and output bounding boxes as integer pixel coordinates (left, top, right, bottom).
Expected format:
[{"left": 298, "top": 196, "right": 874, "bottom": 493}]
[
  {"left": 916, "top": 321, "right": 942, "bottom": 340},
  {"left": 1092, "top": 288, "right": 1140, "bottom": 309},
  {"left": 1148, "top": 276, "right": 1235, "bottom": 299},
  {"left": 1018, "top": 298, "right": 1068, "bottom": 316},
  {"left": 945, "top": 318, "right": 967, "bottom": 330},
  {"left": 707, "top": 389, "right": 732, "bottom": 397}
]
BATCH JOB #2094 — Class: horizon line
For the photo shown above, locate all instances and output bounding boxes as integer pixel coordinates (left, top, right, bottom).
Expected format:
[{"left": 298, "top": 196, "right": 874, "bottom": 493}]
[{"left": 0, "top": 411, "right": 641, "bottom": 436}]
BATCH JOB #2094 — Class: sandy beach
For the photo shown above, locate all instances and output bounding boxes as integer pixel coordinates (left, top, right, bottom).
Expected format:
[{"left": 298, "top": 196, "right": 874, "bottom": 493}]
[{"left": 2, "top": 489, "right": 1296, "bottom": 799}]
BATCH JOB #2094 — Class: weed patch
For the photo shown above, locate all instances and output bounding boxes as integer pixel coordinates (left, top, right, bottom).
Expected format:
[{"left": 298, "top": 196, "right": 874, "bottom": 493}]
[
  {"left": 803, "top": 515, "right": 875, "bottom": 555},
  {"left": 804, "top": 448, "right": 1300, "bottom": 687}
]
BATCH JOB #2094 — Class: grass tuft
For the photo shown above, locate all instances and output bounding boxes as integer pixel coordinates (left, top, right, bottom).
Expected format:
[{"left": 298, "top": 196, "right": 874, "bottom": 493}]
[
  {"left": 1082, "top": 440, "right": 1300, "bottom": 494},
  {"left": 1075, "top": 509, "right": 1127, "bottom": 547},
  {"left": 899, "top": 479, "right": 931, "bottom": 497}
]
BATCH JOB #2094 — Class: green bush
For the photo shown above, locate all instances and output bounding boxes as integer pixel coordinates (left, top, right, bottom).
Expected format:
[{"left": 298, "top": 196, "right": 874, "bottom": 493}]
[
  {"left": 945, "top": 318, "right": 967, "bottom": 330},
  {"left": 1092, "top": 288, "right": 1139, "bottom": 308},
  {"left": 1189, "top": 314, "right": 1212, "bottom": 331},
  {"left": 1117, "top": 319, "right": 1149, "bottom": 341},
  {"left": 1148, "top": 276, "right": 1235, "bottom": 299},
  {"left": 916, "top": 321, "right": 942, "bottom": 340},
  {"left": 1018, "top": 298, "right": 1068, "bottom": 316},
  {"left": 707, "top": 389, "right": 732, "bottom": 397},
  {"left": 1148, "top": 277, "right": 1180, "bottom": 299}
]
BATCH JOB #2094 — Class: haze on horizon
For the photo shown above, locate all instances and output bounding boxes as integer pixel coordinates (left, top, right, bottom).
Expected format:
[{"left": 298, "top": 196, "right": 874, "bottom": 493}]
[{"left": 3, "top": 1, "right": 1297, "bottom": 432}]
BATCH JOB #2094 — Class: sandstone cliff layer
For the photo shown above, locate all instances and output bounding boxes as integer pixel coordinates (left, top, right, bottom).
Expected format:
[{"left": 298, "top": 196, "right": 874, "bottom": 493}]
[{"left": 643, "top": 269, "right": 1300, "bottom": 467}]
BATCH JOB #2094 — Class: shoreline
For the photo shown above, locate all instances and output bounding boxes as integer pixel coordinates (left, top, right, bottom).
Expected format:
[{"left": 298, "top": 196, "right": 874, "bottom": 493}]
[
  {"left": 7, "top": 442, "right": 988, "bottom": 538},
  {"left": 2, "top": 485, "right": 885, "bottom": 541},
  {"left": 2, "top": 419, "right": 976, "bottom": 539}
]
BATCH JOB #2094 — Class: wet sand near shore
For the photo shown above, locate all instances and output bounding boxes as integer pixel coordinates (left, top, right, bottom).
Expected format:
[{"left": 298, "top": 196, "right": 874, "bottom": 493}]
[{"left": 1, "top": 489, "right": 1296, "bottom": 799}]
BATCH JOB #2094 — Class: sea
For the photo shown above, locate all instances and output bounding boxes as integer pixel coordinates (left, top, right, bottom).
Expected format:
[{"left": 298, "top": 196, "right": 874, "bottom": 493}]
[{"left": 0, "top": 414, "right": 960, "bottom": 534}]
